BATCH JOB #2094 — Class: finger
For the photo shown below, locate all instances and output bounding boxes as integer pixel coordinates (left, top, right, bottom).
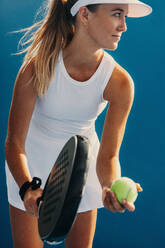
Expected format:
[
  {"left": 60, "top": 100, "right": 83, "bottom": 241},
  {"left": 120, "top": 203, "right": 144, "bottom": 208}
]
[
  {"left": 104, "top": 191, "right": 125, "bottom": 213},
  {"left": 24, "top": 190, "right": 41, "bottom": 215},
  {"left": 136, "top": 183, "right": 143, "bottom": 192},
  {"left": 25, "top": 206, "right": 35, "bottom": 216},
  {"left": 102, "top": 187, "right": 111, "bottom": 201},
  {"left": 103, "top": 188, "right": 125, "bottom": 213},
  {"left": 109, "top": 191, "right": 125, "bottom": 212},
  {"left": 31, "top": 200, "right": 39, "bottom": 216},
  {"left": 28, "top": 206, "right": 38, "bottom": 217},
  {"left": 122, "top": 200, "right": 135, "bottom": 212},
  {"left": 103, "top": 192, "right": 117, "bottom": 212},
  {"left": 24, "top": 199, "right": 38, "bottom": 216},
  {"left": 104, "top": 202, "right": 117, "bottom": 213},
  {"left": 102, "top": 188, "right": 114, "bottom": 210}
]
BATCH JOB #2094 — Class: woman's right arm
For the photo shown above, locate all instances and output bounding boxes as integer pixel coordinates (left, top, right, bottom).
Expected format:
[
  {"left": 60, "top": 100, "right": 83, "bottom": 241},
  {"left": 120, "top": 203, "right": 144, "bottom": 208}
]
[{"left": 5, "top": 62, "right": 37, "bottom": 188}]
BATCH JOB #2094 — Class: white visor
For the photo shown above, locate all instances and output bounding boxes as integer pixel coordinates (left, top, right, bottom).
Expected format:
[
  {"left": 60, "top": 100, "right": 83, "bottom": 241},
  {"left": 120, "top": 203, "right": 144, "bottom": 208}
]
[{"left": 70, "top": 0, "right": 152, "bottom": 18}]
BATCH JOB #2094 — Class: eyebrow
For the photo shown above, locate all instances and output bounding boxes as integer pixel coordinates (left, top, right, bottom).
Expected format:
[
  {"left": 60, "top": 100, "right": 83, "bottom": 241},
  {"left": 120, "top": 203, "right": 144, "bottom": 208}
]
[{"left": 111, "top": 8, "right": 124, "bottom": 12}]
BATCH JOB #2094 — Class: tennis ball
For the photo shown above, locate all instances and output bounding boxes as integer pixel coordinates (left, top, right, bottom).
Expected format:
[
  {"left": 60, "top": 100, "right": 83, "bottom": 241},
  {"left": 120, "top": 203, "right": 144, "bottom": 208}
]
[{"left": 110, "top": 177, "right": 138, "bottom": 204}]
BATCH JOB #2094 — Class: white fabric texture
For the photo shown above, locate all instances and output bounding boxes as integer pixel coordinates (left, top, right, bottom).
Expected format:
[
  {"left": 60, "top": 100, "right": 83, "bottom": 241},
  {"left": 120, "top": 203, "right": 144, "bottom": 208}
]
[
  {"left": 5, "top": 50, "right": 115, "bottom": 213},
  {"left": 70, "top": 0, "right": 152, "bottom": 18}
]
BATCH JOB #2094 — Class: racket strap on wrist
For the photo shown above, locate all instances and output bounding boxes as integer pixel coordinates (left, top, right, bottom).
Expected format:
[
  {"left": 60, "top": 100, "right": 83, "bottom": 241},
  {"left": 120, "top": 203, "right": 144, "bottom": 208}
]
[{"left": 19, "top": 177, "right": 42, "bottom": 201}]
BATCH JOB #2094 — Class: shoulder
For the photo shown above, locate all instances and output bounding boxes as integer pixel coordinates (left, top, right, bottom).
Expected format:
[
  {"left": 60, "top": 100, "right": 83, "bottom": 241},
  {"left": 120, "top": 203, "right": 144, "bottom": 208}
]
[
  {"left": 14, "top": 61, "right": 37, "bottom": 95},
  {"left": 11, "top": 61, "right": 38, "bottom": 114},
  {"left": 17, "top": 61, "right": 35, "bottom": 86},
  {"left": 103, "top": 61, "right": 134, "bottom": 106}
]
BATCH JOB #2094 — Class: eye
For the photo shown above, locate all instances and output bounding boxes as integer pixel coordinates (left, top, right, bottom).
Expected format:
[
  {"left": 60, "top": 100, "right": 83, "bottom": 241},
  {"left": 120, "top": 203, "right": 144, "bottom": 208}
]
[{"left": 113, "top": 12, "right": 121, "bottom": 17}]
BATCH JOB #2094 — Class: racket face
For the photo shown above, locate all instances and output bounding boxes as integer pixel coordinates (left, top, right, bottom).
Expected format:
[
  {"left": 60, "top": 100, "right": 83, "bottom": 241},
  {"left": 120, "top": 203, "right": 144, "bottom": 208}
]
[
  {"left": 38, "top": 136, "right": 78, "bottom": 240},
  {"left": 49, "top": 135, "right": 90, "bottom": 241}
]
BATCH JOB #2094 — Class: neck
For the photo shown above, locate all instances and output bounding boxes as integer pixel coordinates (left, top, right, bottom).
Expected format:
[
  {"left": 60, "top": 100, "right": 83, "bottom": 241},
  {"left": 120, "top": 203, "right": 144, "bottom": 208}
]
[{"left": 63, "top": 30, "right": 104, "bottom": 69}]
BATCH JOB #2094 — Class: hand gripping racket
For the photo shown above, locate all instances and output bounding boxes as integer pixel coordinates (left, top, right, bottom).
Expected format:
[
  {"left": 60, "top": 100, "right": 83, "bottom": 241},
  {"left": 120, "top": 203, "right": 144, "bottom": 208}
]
[{"left": 37, "top": 135, "right": 90, "bottom": 245}]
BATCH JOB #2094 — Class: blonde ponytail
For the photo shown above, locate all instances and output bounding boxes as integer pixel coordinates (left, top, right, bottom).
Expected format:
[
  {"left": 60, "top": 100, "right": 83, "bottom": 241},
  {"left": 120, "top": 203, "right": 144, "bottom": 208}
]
[{"left": 18, "top": 0, "right": 76, "bottom": 97}]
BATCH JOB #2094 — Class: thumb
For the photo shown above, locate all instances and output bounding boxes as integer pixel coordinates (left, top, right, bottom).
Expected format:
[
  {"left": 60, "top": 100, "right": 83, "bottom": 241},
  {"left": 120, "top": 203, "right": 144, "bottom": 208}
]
[{"left": 102, "top": 186, "right": 110, "bottom": 202}]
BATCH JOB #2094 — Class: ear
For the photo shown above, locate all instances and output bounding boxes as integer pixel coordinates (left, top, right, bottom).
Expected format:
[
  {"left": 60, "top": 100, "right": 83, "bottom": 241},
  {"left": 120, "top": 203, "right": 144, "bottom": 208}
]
[{"left": 78, "top": 6, "right": 91, "bottom": 25}]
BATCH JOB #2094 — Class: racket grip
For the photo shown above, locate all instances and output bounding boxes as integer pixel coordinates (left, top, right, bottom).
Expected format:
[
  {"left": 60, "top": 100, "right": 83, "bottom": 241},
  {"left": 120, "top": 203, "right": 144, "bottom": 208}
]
[{"left": 37, "top": 197, "right": 42, "bottom": 207}]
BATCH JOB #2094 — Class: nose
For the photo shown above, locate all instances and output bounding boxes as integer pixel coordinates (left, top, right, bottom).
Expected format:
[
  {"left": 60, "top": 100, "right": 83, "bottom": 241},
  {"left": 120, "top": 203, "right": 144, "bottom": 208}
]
[{"left": 118, "top": 17, "right": 127, "bottom": 32}]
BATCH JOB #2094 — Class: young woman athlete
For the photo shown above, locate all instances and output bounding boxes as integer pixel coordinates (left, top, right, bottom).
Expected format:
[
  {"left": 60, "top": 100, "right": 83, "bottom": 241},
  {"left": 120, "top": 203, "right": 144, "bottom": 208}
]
[{"left": 5, "top": 0, "right": 152, "bottom": 247}]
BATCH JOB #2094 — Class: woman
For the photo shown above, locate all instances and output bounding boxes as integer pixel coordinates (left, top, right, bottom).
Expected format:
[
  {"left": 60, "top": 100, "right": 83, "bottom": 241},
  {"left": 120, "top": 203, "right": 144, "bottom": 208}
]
[{"left": 5, "top": 0, "right": 152, "bottom": 247}]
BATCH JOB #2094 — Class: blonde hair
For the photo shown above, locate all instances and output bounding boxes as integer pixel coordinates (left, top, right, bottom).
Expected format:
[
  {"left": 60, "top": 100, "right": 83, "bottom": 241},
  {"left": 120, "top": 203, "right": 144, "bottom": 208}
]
[
  {"left": 17, "top": 0, "right": 100, "bottom": 97},
  {"left": 18, "top": 0, "right": 77, "bottom": 97}
]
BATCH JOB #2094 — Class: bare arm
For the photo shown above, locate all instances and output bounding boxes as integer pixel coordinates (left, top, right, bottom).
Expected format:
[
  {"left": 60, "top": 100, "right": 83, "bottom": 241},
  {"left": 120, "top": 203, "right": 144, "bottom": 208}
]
[
  {"left": 96, "top": 63, "right": 135, "bottom": 212},
  {"left": 5, "top": 63, "right": 38, "bottom": 188},
  {"left": 96, "top": 62, "right": 134, "bottom": 188}
]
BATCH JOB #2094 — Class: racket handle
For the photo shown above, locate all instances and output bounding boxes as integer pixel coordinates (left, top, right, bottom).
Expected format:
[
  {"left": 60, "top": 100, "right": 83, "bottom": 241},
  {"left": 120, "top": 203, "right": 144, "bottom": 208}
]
[{"left": 37, "top": 197, "right": 43, "bottom": 207}]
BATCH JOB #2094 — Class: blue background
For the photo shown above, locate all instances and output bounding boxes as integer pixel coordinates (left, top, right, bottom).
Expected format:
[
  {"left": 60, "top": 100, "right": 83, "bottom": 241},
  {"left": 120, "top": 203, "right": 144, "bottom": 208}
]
[{"left": 0, "top": 1, "right": 164, "bottom": 247}]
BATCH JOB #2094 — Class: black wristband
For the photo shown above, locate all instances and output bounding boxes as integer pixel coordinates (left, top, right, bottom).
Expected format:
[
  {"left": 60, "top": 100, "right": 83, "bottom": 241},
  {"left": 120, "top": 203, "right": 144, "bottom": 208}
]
[{"left": 19, "top": 177, "right": 42, "bottom": 201}]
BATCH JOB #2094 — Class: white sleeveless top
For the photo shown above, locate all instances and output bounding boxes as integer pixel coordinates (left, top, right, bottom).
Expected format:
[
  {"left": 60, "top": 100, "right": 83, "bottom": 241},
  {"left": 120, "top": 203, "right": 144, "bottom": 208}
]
[{"left": 5, "top": 50, "right": 115, "bottom": 212}]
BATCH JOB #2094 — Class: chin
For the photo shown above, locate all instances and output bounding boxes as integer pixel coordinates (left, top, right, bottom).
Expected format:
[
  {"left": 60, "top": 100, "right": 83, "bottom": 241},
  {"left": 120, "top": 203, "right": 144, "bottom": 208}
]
[{"left": 104, "top": 43, "right": 118, "bottom": 51}]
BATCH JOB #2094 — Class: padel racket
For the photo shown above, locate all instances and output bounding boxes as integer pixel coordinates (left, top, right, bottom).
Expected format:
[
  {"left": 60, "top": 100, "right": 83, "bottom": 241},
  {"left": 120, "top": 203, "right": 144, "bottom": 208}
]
[{"left": 37, "top": 135, "right": 90, "bottom": 245}]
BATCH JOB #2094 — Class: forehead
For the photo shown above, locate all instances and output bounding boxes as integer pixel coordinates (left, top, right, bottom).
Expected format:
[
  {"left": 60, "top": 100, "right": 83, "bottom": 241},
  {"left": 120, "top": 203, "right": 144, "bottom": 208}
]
[{"left": 98, "top": 4, "right": 129, "bottom": 13}]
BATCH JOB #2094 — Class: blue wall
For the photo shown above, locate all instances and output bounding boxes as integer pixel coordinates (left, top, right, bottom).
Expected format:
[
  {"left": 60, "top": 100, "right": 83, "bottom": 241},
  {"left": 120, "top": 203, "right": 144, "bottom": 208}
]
[{"left": 1, "top": 1, "right": 164, "bottom": 247}]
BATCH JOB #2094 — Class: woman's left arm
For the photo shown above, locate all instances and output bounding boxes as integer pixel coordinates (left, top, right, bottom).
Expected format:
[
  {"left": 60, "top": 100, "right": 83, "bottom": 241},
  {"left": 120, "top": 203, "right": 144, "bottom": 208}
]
[{"left": 96, "top": 62, "right": 136, "bottom": 212}]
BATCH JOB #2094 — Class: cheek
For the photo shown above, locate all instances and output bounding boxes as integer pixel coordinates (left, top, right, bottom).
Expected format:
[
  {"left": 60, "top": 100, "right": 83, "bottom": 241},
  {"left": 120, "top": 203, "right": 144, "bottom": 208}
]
[
  {"left": 88, "top": 18, "right": 102, "bottom": 37},
  {"left": 87, "top": 15, "right": 119, "bottom": 49},
  {"left": 88, "top": 20, "right": 112, "bottom": 44}
]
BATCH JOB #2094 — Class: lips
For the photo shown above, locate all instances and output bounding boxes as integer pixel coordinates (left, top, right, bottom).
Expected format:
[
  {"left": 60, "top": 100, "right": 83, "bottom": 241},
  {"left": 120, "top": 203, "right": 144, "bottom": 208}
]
[
  {"left": 112, "top": 35, "right": 121, "bottom": 42},
  {"left": 112, "top": 35, "right": 121, "bottom": 38}
]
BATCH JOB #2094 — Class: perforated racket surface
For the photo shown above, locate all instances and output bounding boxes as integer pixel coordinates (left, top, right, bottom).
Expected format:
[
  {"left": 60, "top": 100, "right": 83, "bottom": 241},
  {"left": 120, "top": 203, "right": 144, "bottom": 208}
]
[{"left": 38, "top": 135, "right": 89, "bottom": 244}]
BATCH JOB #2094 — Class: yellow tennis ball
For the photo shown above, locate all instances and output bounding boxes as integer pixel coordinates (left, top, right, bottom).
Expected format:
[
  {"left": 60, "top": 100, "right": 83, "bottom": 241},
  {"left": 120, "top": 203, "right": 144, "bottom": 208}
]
[{"left": 110, "top": 177, "right": 138, "bottom": 204}]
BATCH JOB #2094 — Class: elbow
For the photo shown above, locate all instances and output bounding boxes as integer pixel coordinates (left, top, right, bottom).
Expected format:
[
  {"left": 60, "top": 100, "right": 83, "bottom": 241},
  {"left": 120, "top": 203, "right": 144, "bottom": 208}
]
[
  {"left": 97, "top": 152, "right": 119, "bottom": 168},
  {"left": 97, "top": 147, "right": 119, "bottom": 162},
  {"left": 5, "top": 138, "right": 13, "bottom": 159},
  {"left": 5, "top": 137, "right": 11, "bottom": 157},
  {"left": 5, "top": 136, "right": 25, "bottom": 159}
]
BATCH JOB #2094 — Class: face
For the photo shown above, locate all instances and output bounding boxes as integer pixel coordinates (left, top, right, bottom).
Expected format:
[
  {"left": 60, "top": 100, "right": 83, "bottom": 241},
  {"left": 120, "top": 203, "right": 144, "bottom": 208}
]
[{"left": 84, "top": 4, "right": 128, "bottom": 50}]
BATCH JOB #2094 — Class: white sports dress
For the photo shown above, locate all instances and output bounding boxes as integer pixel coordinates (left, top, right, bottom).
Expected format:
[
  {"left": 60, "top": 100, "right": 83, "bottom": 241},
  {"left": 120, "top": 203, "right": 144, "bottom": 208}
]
[{"left": 5, "top": 50, "right": 115, "bottom": 213}]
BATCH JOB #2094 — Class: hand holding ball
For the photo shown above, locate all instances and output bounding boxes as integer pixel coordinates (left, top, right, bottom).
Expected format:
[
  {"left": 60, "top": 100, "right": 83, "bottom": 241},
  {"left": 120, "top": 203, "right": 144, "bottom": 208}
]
[{"left": 110, "top": 177, "right": 138, "bottom": 204}]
